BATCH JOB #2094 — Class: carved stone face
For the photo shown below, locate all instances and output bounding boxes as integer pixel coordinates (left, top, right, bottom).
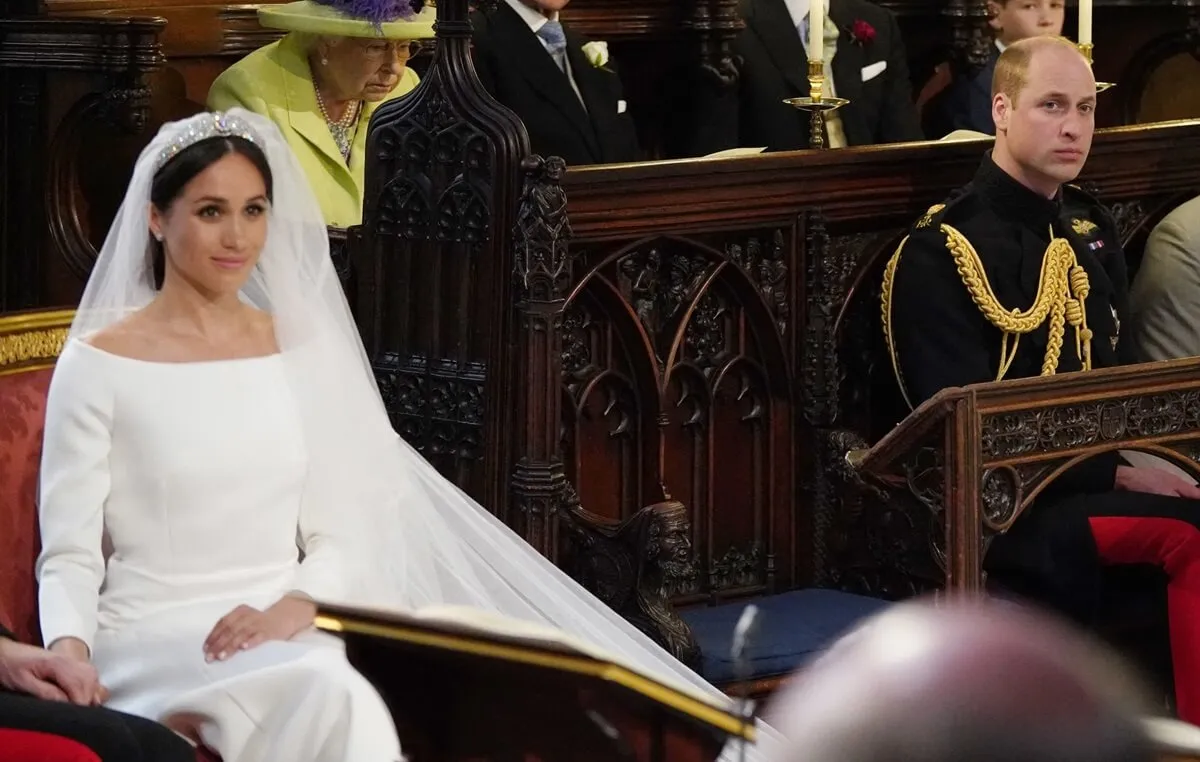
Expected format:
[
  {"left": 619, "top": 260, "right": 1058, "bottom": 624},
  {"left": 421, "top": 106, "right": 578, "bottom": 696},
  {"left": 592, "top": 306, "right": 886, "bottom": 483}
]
[
  {"left": 544, "top": 156, "right": 567, "bottom": 182},
  {"left": 650, "top": 501, "right": 696, "bottom": 582}
]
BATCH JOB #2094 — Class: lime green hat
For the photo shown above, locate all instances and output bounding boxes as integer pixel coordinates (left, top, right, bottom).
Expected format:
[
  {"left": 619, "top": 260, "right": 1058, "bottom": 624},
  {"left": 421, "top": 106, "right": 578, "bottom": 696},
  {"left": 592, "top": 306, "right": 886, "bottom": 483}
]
[{"left": 258, "top": 0, "right": 436, "bottom": 40}]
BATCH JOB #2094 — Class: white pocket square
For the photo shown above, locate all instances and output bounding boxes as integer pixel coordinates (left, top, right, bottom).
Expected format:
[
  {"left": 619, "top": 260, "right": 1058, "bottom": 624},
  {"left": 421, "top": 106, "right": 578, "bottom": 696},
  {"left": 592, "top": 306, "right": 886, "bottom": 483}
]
[
  {"left": 617, "top": 99, "right": 627, "bottom": 114},
  {"left": 861, "top": 60, "right": 887, "bottom": 82}
]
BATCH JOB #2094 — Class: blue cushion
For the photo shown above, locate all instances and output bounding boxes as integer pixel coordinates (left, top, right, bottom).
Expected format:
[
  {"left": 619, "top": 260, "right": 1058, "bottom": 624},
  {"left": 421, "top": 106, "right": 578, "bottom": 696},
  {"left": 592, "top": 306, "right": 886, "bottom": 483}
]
[{"left": 680, "top": 588, "right": 891, "bottom": 684}]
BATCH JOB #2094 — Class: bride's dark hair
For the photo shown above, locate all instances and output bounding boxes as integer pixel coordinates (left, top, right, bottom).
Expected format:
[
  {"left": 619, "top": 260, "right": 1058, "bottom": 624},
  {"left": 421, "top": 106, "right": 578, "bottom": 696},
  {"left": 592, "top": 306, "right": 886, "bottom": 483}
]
[{"left": 148, "top": 135, "right": 274, "bottom": 288}]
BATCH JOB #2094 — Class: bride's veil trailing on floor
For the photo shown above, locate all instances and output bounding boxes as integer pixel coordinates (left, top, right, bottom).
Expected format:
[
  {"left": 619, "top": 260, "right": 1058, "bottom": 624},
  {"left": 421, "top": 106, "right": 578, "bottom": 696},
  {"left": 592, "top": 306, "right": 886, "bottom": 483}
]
[{"left": 70, "top": 109, "right": 782, "bottom": 760}]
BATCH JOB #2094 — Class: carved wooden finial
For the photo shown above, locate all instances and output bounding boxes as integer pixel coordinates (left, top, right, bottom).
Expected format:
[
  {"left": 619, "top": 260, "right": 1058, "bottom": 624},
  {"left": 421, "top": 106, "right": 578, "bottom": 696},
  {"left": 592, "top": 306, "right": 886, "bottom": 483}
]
[{"left": 356, "top": 0, "right": 529, "bottom": 511}]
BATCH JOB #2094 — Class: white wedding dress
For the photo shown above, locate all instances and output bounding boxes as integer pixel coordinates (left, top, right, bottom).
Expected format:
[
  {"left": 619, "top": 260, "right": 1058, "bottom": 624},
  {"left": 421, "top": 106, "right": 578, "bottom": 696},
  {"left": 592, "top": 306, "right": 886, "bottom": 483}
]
[{"left": 36, "top": 339, "right": 402, "bottom": 762}]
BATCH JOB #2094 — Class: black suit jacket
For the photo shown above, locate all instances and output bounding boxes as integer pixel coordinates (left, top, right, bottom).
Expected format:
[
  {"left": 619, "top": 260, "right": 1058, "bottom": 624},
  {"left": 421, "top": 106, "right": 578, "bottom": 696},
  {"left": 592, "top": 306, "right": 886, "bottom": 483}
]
[
  {"left": 471, "top": 4, "right": 641, "bottom": 166},
  {"left": 734, "top": 0, "right": 923, "bottom": 150}
]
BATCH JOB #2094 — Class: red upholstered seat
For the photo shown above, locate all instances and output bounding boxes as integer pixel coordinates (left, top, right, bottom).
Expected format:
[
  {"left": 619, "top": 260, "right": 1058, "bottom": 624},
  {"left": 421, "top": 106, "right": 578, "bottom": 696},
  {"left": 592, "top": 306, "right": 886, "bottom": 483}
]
[
  {"left": 0, "top": 366, "right": 53, "bottom": 645},
  {"left": 0, "top": 310, "right": 220, "bottom": 762}
]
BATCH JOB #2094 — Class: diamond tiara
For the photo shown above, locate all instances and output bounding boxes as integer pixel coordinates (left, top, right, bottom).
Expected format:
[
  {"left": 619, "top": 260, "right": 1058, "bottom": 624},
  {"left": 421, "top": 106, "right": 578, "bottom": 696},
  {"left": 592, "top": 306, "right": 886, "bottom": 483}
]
[{"left": 155, "top": 112, "right": 261, "bottom": 170}]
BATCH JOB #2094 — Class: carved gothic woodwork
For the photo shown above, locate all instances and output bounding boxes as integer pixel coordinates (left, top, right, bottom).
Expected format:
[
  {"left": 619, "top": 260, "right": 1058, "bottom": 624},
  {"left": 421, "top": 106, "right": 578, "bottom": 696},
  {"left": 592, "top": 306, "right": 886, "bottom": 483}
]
[
  {"left": 559, "top": 223, "right": 795, "bottom": 603},
  {"left": 857, "top": 361, "right": 1200, "bottom": 593},
  {"left": 558, "top": 122, "right": 1200, "bottom": 604},
  {"left": 557, "top": 486, "right": 704, "bottom": 666},
  {"left": 217, "top": 5, "right": 286, "bottom": 56},
  {"left": 507, "top": 153, "right": 706, "bottom": 660},
  {"left": 0, "top": 16, "right": 163, "bottom": 308},
  {"left": 943, "top": 0, "right": 991, "bottom": 67},
  {"left": 510, "top": 154, "right": 573, "bottom": 556},
  {"left": 355, "top": 0, "right": 529, "bottom": 516},
  {"left": 684, "top": 0, "right": 744, "bottom": 90}
]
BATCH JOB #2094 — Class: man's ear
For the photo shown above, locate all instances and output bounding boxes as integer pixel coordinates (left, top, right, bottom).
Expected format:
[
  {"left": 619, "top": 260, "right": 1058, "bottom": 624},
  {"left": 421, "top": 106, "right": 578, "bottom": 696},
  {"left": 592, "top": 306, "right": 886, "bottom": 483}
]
[{"left": 992, "top": 92, "right": 1010, "bottom": 134}]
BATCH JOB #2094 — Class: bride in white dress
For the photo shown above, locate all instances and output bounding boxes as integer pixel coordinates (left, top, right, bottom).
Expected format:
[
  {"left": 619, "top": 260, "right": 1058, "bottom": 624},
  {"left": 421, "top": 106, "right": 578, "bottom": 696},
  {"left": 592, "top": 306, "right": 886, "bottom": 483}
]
[{"left": 36, "top": 110, "right": 781, "bottom": 762}]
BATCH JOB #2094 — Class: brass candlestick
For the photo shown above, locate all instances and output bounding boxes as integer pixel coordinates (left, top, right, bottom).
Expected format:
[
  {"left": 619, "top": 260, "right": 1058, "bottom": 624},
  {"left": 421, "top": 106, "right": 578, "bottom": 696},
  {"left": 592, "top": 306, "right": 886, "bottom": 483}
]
[
  {"left": 1078, "top": 43, "right": 1115, "bottom": 93},
  {"left": 782, "top": 59, "right": 849, "bottom": 150}
]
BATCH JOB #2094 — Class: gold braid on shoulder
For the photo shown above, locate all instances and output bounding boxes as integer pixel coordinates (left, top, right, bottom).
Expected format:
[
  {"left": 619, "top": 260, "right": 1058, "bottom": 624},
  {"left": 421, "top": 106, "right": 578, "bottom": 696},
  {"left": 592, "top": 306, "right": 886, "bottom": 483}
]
[{"left": 883, "top": 220, "right": 1093, "bottom": 408}]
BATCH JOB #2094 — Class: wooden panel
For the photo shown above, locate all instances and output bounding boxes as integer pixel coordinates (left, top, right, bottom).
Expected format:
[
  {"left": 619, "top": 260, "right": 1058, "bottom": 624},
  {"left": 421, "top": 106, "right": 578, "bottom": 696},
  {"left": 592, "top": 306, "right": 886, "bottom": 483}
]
[{"left": 554, "top": 121, "right": 1200, "bottom": 600}]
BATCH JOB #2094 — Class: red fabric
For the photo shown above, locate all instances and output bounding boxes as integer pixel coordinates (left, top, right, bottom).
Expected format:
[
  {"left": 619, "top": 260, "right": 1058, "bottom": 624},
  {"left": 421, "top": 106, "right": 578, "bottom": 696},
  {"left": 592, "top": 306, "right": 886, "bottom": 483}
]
[
  {"left": 0, "top": 367, "right": 53, "bottom": 644},
  {"left": 1090, "top": 516, "right": 1200, "bottom": 724},
  {"left": 0, "top": 728, "right": 102, "bottom": 762}
]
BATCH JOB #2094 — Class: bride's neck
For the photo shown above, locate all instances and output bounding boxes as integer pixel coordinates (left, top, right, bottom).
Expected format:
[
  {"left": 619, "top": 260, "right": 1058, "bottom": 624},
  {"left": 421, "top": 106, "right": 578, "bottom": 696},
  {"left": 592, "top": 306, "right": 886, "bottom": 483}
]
[{"left": 151, "top": 279, "right": 246, "bottom": 341}]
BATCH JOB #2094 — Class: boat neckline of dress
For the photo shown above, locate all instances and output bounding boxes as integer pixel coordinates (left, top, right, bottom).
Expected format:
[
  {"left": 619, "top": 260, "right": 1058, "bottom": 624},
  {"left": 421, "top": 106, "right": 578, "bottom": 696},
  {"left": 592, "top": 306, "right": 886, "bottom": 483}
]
[{"left": 72, "top": 337, "right": 283, "bottom": 366}]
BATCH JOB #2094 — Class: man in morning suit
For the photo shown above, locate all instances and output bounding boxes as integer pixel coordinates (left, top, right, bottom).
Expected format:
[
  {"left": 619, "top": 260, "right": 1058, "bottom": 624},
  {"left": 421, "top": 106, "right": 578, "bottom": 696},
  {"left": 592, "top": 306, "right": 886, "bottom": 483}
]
[
  {"left": 1128, "top": 194, "right": 1200, "bottom": 362},
  {"left": 0, "top": 623, "right": 193, "bottom": 760},
  {"left": 885, "top": 35, "right": 1200, "bottom": 724},
  {"left": 470, "top": 0, "right": 641, "bottom": 166},
  {"left": 733, "top": 0, "right": 923, "bottom": 150}
]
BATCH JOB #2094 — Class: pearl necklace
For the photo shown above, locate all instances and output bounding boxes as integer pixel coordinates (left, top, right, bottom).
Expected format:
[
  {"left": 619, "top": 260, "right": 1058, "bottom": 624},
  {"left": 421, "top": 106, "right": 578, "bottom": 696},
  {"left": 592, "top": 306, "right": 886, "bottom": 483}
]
[{"left": 314, "top": 87, "right": 360, "bottom": 163}]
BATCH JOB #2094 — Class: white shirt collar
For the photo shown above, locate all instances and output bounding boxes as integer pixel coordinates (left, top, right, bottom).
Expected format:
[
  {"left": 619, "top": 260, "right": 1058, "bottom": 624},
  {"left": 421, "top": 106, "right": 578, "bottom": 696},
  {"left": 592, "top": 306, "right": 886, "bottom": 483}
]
[
  {"left": 504, "top": 0, "right": 559, "bottom": 33},
  {"left": 995, "top": 38, "right": 1008, "bottom": 53},
  {"left": 784, "top": 0, "right": 831, "bottom": 28}
]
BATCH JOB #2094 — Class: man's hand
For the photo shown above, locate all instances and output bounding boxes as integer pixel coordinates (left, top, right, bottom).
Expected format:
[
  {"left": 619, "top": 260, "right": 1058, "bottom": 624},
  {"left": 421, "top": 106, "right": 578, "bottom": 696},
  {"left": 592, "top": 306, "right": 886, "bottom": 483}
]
[
  {"left": 1115, "top": 465, "right": 1200, "bottom": 499},
  {"left": 203, "top": 594, "right": 317, "bottom": 662},
  {"left": 48, "top": 636, "right": 90, "bottom": 664},
  {"left": 0, "top": 637, "right": 107, "bottom": 705}
]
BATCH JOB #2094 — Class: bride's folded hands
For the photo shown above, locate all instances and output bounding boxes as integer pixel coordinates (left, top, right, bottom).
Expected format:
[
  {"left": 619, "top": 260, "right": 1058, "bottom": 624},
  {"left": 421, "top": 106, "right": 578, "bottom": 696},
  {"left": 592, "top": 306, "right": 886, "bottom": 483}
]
[{"left": 202, "top": 594, "right": 318, "bottom": 662}]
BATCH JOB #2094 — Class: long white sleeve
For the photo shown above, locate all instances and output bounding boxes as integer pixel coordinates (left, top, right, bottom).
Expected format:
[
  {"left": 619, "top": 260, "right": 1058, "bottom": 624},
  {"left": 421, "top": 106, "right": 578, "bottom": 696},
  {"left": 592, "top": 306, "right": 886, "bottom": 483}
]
[
  {"left": 36, "top": 341, "right": 113, "bottom": 652},
  {"left": 290, "top": 460, "right": 349, "bottom": 603}
]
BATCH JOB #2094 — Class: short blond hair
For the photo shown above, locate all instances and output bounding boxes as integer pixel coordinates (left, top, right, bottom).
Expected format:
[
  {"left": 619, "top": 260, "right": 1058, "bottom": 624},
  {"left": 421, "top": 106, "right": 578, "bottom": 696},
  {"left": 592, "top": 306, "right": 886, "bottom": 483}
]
[{"left": 992, "top": 36, "right": 1087, "bottom": 106}]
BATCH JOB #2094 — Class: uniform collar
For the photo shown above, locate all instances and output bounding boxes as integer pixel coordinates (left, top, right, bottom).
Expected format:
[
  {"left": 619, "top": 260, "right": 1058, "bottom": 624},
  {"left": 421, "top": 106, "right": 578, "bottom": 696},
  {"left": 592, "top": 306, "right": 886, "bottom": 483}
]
[{"left": 972, "top": 152, "right": 1062, "bottom": 232}]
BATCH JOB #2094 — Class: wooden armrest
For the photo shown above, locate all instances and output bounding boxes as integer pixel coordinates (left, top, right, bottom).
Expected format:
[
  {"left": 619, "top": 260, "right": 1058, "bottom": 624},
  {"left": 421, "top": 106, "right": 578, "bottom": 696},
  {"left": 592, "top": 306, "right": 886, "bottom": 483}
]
[{"left": 557, "top": 487, "right": 702, "bottom": 669}]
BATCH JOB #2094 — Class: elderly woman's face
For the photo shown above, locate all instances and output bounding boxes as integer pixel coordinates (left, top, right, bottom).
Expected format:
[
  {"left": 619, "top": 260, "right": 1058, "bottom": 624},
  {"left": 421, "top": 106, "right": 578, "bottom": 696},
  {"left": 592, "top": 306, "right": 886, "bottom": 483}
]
[{"left": 316, "top": 37, "right": 417, "bottom": 102}]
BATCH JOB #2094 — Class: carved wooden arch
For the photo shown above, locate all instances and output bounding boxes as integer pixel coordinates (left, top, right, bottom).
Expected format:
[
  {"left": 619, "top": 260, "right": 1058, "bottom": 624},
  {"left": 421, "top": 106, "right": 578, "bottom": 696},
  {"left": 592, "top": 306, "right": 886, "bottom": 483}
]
[
  {"left": 46, "top": 91, "right": 147, "bottom": 280},
  {"left": 976, "top": 442, "right": 1200, "bottom": 541},
  {"left": 1118, "top": 31, "right": 1200, "bottom": 125},
  {"left": 37, "top": 18, "right": 166, "bottom": 282},
  {"left": 569, "top": 232, "right": 792, "bottom": 385},
  {"left": 833, "top": 230, "right": 907, "bottom": 340},
  {"left": 560, "top": 272, "right": 660, "bottom": 526},
  {"left": 561, "top": 231, "right": 796, "bottom": 599}
]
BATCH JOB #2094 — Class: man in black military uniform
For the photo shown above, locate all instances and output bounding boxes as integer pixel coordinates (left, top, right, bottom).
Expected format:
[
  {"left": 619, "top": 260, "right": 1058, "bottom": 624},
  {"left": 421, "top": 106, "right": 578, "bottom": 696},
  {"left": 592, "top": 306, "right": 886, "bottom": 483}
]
[
  {"left": 886, "top": 35, "right": 1200, "bottom": 724},
  {"left": 0, "top": 622, "right": 194, "bottom": 760}
]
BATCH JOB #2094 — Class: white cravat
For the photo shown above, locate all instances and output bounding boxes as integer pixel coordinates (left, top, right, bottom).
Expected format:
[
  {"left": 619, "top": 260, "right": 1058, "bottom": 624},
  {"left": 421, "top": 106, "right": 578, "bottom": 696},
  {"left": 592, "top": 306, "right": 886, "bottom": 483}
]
[{"left": 503, "top": 0, "right": 585, "bottom": 106}]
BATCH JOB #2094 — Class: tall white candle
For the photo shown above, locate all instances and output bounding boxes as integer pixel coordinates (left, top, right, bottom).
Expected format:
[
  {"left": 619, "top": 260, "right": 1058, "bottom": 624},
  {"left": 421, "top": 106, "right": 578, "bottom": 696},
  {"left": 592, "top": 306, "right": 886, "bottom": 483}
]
[
  {"left": 1078, "top": 0, "right": 1092, "bottom": 46},
  {"left": 809, "top": 0, "right": 824, "bottom": 62}
]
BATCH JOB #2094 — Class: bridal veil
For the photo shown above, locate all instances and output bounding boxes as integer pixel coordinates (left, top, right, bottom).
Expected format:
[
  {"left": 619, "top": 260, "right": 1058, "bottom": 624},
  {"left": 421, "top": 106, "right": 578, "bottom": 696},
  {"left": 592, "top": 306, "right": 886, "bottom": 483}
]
[{"left": 69, "top": 110, "right": 781, "bottom": 760}]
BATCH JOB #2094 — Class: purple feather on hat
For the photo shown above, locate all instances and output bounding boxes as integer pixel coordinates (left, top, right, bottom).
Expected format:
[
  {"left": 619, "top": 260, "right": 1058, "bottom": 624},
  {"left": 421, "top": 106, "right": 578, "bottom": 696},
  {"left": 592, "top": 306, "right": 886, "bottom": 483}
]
[{"left": 311, "top": 0, "right": 419, "bottom": 24}]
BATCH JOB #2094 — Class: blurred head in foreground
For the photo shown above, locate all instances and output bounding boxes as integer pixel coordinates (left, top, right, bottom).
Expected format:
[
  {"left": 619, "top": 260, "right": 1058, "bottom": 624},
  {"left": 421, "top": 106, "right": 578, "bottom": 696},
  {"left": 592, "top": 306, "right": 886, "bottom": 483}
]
[{"left": 765, "top": 597, "right": 1155, "bottom": 762}]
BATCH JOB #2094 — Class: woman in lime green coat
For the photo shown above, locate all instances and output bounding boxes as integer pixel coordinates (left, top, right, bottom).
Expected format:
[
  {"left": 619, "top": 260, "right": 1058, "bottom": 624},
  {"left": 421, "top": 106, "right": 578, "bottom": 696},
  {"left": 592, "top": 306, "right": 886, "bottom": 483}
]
[{"left": 208, "top": 0, "right": 434, "bottom": 228}]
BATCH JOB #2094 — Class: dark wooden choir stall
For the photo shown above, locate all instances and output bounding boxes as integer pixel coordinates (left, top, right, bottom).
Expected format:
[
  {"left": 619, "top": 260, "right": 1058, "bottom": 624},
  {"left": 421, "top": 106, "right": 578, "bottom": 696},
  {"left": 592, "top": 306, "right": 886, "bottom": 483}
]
[{"left": 6, "top": 0, "right": 1200, "bottom": 756}]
